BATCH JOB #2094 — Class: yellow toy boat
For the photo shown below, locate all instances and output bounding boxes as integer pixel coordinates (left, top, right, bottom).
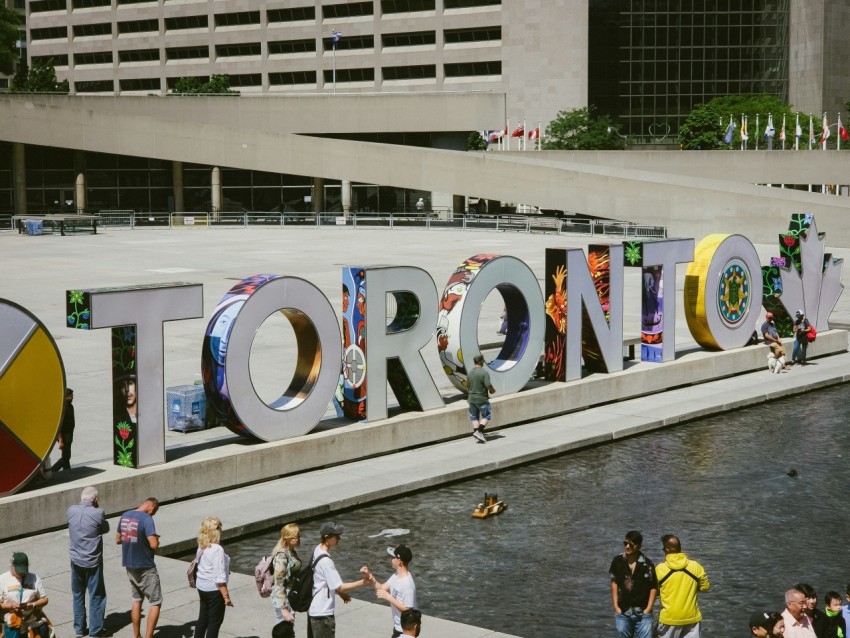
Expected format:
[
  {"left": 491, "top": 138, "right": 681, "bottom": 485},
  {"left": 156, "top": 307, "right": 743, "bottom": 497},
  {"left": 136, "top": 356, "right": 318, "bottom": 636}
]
[{"left": 472, "top": 492, "right": 508, "bottom": 518}]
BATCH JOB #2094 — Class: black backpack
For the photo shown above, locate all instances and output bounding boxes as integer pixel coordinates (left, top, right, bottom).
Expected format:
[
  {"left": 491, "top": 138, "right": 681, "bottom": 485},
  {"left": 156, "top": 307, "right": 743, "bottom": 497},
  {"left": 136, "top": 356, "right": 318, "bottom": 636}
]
[{"left": 287, "top": 553, "right": 329, "bottom": 613}]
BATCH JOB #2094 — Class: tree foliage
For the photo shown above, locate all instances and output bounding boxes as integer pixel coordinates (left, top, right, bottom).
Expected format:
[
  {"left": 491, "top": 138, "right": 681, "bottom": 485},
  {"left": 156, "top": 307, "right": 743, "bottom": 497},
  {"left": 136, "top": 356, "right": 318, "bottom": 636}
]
[
  {"left": 10, "top": 59, "right": 69, "bottom": 93},
  {"left": 467, "top": 131, "right": 487, "bottom": 151},
  {"left": 169, "top": 74, "right": 239, "bottom": 95},
  {"left": 0, "top": 5, "right": 22, "bottom": 72},
  {"left": 678, "top": 94, "right": 807, "bottom": 150},
  {"left": 542, "top": 106, "right": 628, "bottom": 150}
]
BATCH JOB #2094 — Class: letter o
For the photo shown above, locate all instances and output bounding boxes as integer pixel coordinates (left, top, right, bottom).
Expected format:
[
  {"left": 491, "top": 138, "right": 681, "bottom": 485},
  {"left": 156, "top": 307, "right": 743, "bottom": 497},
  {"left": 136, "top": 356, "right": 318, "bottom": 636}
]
[{"left": 684, "top": 234, "right": 763, "bottom": 350}]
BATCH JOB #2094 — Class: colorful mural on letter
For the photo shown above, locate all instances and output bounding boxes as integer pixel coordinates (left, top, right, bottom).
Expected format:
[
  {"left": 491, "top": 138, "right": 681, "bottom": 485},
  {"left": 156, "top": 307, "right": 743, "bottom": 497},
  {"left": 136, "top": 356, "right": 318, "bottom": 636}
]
[
  {"left": 341, "top": 268, "right": 367, "bottom": 420},
  {"left": 543, "top": 248, "right": 567, "bottom": 381}
]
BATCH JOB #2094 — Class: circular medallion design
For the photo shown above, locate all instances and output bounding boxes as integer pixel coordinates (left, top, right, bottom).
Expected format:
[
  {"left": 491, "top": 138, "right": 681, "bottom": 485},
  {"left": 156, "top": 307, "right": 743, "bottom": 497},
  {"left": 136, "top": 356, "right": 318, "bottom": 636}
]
[{"left": 716, "top": 259, "right": 750, "bottom": 327}]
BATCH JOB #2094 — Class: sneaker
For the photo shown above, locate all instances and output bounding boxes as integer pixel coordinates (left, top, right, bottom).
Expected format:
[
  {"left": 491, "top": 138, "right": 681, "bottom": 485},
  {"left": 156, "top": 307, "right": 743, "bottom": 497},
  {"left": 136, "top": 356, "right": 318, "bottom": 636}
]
[{"left": 472, "top": 430, "right": 486, "bottom": 443}]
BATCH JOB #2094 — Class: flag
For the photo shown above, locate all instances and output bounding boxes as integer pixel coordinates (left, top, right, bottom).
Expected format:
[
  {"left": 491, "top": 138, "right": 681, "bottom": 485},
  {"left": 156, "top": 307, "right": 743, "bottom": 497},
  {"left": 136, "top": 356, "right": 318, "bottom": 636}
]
[
  {"left": 331, "top": 31, "right": 343, "bottom": 45},
  {"left": 821, "top": 112, "right": 830, "bottom": 142},
  {"left": 511, "top": 126, "right": 525, "bottom": 138},
  {"left": 765, "top": 115, "right": 775, "bottom": 139},
  {"left": 809, "top": 116, "right": 815, "bottom": 145},
  {"left": 779, "top": 116, "right": 785, "bottom": 142},
  {"left": 740, "top": 115, "right": 748, "bottom": 141},
  {"left": 527, "top": 127, "right": 540, "bottom": 140},
  {"left": 795, "top": 115, "right": 802, "bottom": 139},
  {"left": 488, "top": 130, "right": 504, "bottom": 141},
  {"left": 840, "top": 123, "right": 849, "bottom": 141},
  {"left": 724, "top": 116, "right": 736, "bottom": 144}
]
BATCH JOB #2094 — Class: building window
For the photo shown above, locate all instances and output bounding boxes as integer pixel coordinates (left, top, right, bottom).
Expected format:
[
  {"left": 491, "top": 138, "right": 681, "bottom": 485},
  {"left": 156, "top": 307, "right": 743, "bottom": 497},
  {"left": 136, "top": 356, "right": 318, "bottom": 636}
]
[
  {"left": 322, "top": 67, "right": 374, "bottom": 83},
  {"left": 322, "top": 2, "right": 372, "bottom": 19},
  {"left": 382, "top": 31, "right": 435, "bottom": 47},
  {"left": 31, "top": 26, "right": 68, "bottom": 39},
  {"left": 71, "top": 0, "right": 111, "bottom": 9},
  {"left": 118, "top": 19, "right": 158, "bottom": 34},
  {"left": 214, "top": 11, "right": 260, "bottom": 27},
  {"left": 444, "top": 0, "right": 499, "bottom": 7},
  {"left": 267, "top": 6, "right": 315, "bottom": 22},
  {"left": 117, "top": 0, "right": 154, "bottom": 5},
  {"left": 119, "top": 77, "right": 160, "bottom": 91},
  {"left": 444, "top": 60, "right": 501, "bottom": 77},
  {"left": 72, "top": 22, "right": 111, "bottom": 36},
  {"left": 29, "top": 0, "right": 66, "bottom": 13},
  {"left": 164, "top": 15, "right": 208, "bottom": 31},
  {"left": 380, "top": 0, "right": 435, "bottom": 13},
  {"left": 269, "top": 70, "right": 317, "bottom": 85},
  {"left": 382, "top": 64, "right": 435, "bottom": 80},
  {"left": 74, "top": 51, "right": 112, "bottom": 64},
  {"left": 76, "top": 79, "right": 113, "bottom": 92},
  {"left": 444, "top": 26, "right": 500, "bottom": 44},
  {"left": 166, "top": 75, "right": 207, "bottom": 89},
  {"left": 166, "top": 45, "right": 209, "bottom": 60},
  {"left": 323, "top": 34, "right": 373, "bottom": 51},
  {"left": 119, "top": 48, "right": 160, "bottom": 62},
  {"left": 227, "top": 73, "right": 261, "bottom": 87},
  {"left": 215, "top": 43, "right": 261, "bottom": 57},
  {"left": 32, "top": 54, "right": 69, "bottom": 66},
  {"left": 268, "top": 39, "right": 316, "bottom": 55}
]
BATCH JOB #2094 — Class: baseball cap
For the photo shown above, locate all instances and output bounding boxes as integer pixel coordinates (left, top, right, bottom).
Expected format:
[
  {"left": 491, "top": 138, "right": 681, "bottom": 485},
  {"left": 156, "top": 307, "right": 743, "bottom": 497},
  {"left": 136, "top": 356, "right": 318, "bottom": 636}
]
[
  {"left": 319, "top": 522, "right": 345, "bottom": 538},
  {"left": 765, "top": 312, "right": 773, "bottom": 319},
  {"left": 796, "top": 309, "right": 804, "bottom": 317},
  {"left": 387, "top": 544, "right": 413, "bottom": 564},
  {"left": 748, "top": 611, "right": 771, "bottom": 630},
  {"left": 11, "top": 552, "right": 29, "bottom": 574}
]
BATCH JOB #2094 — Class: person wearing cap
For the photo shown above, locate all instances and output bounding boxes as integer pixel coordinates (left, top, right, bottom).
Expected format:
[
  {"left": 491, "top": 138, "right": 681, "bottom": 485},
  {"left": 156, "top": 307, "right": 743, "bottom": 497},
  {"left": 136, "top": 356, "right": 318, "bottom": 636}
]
[
  {"left": 0, "top": 552, "right": 51, "bottom": 637},
  {"left": 308, "top": 522, "right": 374, "bottom": 638},
  {"left": 67, "top": 486, "right": 110, "bottom": 638},
  {"left": 792, "top": 309, "right": 812, "bottom": 366},
  {"left": 373, "top": 544, "right": 417, "bottom": 638},
  {"left": 655, "top": 534, "right": 709, "bottom": 638},
  {"left": 749, "top": 610, "right": 784, "bottom": 636},
  {"left": 400, "top": 608, "right": 422, "bottom": 637},
  {"left": 609, "top": 530, "right": 656, "bottom": 638},
  {"left": 116, "top": 497, "right": 161, "bottom": 638},
  {"left": 760, "top": 312, "right": 787, "bottom": 372}
]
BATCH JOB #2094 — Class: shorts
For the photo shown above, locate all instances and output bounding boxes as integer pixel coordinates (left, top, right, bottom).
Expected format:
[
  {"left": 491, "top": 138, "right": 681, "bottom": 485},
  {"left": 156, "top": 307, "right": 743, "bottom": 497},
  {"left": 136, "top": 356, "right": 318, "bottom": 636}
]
[
  {"left": 468, "top": 402, "right": 492, "bottom": 423},
  {"left": 657, "top": 622, "right": 700, "bottom": 638},
  {"left": 307, "top": 615, "right": 335, "bottom": 638},
  {"left": 126, "top": 567, "right": 162, "bottom": 606}
]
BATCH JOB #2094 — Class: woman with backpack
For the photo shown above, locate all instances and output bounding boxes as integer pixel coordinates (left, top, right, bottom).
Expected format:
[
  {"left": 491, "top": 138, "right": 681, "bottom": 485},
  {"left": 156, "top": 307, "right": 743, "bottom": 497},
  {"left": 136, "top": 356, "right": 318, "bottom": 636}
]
[
  {"left": 270, "top": 523, "right": 302, "bottom": 638},
  {"left": 193, "top": 516, "right": 232, "bottom": 638}
]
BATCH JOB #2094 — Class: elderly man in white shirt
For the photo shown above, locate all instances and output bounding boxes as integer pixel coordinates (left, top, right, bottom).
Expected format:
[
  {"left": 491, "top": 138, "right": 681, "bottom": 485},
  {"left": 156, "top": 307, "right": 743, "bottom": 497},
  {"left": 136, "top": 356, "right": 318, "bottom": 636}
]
[{"left": 782, "top": 588, "right": 816, "bottom": 638}]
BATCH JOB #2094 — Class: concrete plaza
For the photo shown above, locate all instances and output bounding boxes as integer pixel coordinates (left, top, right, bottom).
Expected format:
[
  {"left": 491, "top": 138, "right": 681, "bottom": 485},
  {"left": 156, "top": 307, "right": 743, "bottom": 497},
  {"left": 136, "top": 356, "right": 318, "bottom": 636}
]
[{"left": 1, "top": 223, "right": 848, "bottom": 637}]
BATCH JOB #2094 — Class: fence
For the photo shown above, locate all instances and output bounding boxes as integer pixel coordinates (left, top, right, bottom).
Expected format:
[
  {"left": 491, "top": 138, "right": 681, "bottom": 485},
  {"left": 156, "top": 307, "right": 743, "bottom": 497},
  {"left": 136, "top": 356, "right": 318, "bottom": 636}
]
[{"left": 4, "top": 210, "right": 667, "bottom": 239}]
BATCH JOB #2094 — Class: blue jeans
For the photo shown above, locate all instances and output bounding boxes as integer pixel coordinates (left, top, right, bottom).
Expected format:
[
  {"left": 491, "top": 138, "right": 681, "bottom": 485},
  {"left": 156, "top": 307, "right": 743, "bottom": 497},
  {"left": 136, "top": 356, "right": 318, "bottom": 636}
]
[
  {"left": 71, "top": 561, "right": 107, "bottom": 636},
  {"left": 614, "top": 608, "right": 653, "bottom": 638},
  {"left": 793, "top": 339, "right": 808, "bottom": 363}
]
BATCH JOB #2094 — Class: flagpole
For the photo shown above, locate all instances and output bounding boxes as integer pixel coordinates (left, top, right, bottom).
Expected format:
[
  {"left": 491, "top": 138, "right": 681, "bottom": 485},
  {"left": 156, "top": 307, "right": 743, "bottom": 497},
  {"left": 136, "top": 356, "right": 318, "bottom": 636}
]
[
  {"left": 809, "top": 113, "right": 813, "bottom": 150},
  {"left": 839, "top": 113, "right": 842, "bottom": 152},
  {"left": 523, "top": 118, "right": 527, "bottom": 151},
  {"left": 538, "top": 120, "right": 542, "bottom": 151},
  {"left": 331, "top": 28, "right": 337, "bottom": 95},
  {"left": 781, "top": 114, "right": 786, "bottom": 150},
  {"left": 506, "top": 117, "right": 511, "bottom": 151},
  {"left": 795, "top": 113, "right": 799, "bottom": 151},
  {"left": 755, "top": 113, "right": 759, "bottom": 151}
]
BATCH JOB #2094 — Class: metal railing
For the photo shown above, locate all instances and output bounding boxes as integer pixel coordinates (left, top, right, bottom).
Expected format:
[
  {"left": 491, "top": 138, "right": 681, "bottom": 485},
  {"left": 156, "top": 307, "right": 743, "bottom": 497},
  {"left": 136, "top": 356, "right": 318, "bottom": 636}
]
[{"left": 5, "top": 210, "right": 667, "bottom": 239}]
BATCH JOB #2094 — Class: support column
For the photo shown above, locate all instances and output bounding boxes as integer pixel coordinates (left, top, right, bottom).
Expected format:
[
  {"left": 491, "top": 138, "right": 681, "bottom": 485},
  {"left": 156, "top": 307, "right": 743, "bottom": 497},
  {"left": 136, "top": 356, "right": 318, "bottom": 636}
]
[
  {"left": 487, "top": 199, "right": 501, "bottom": 215},
  {"left": 13, "top": 143, "right": 26, "bottom": 215},
  {"left": 172, "top": 161, "right": 184, "bottom": 212},
  {"left": 312, "top": 177, "right": 325, "bottom": 213},
  {"left": 211, "top": 166, "right": 221, "bottom": 217},
  {"left": 341, "top": 179, "right": 352, "bottom": 216},
  {"left": 75, "top": 172, "right": 86, "bottom": 213},
  {"left": 452, "top": 194, "right": 465, "bottom": 220}
]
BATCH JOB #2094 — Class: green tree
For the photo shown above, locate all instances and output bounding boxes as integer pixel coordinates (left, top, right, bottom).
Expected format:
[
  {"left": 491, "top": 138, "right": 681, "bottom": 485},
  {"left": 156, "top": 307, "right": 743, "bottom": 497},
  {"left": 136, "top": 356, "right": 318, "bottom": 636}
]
[
  {"left": 169, "top": 74, "right": 239, "bottom": 95},
  {"left": 10, "top": 58, "right": 69, "bottom": 93},
  {"left": 467, "top": 131, "right": 487, "bottom": 151},
  {"left": 679, "top": 94, "right": 804, "bottom": 150},
  {"left": 0, "top": 5, "right": 22, "bottom": 73},
  {"left": 542, "top": 106, "right": 628, "bottom": 150}
]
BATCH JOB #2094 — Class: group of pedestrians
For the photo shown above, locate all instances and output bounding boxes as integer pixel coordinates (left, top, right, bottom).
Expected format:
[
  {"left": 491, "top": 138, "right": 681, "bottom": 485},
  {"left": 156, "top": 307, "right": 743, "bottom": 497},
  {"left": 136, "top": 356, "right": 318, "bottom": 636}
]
[
  {"left": 1, "top": 487, "right": 420, "bottom": 638},
  {"left": 609, "top": 530, "right": 849, "bottom": 638},
  {"left": 267, "top": 521, "right": 419, "bottom": 638},
  {"left": 760, "top": 309, "right": 813, "bottom": 372}
]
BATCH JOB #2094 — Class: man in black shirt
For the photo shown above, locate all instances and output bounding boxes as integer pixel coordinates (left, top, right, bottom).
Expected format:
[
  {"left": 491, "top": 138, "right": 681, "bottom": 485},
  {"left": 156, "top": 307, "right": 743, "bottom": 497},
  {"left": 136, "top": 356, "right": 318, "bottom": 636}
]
[
  {"left": 609, "top": 530, "right": 658, "bottom": 638},
  {"left": 52, "top": 388, "right": 75, "bottom": 471}
]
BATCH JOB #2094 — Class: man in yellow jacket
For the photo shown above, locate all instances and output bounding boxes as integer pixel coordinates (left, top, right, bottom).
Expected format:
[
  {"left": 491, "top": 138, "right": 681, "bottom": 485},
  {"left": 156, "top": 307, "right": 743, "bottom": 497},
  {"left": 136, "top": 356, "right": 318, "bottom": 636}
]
[{"left": 655, "top": 534, "right": 710, "bottom": 638}]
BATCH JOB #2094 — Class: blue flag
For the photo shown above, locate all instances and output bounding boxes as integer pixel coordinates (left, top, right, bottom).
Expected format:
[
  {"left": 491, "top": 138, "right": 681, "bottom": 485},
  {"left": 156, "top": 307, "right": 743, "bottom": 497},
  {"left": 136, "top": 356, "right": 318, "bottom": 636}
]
[
  {"left": 724, "top": 117, "right": 736, "bottom": 144},
  {"left": 332, "top": 31, "right": 343, "bottom": 45}
]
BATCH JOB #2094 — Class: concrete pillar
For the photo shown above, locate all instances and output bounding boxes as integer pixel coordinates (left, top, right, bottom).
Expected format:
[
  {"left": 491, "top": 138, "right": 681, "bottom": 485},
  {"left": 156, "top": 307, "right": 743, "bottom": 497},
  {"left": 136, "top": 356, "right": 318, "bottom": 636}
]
[
  {"left": 487, "top": 199, "right": 501, "bottom": 215},
  {"left": 452, "top": 194, "right": 465, "bottom": 219},
  {"left": 172, "top": 161, "right": 184, "bottom": 212},
  {"left": 211, "top": 166, "right": 221, "bottom": 216},
  {"left": 312, "top": 177, "right": 325, "bottom": 213},
  {"left": 341, "top": 179, "right": 352, "bottom": 216},
  {"left": 75, "top": 172, "right": 86, "bottom": 213},
  {"left": 13, "top": 143, "right": 26, "bottom": 215}
]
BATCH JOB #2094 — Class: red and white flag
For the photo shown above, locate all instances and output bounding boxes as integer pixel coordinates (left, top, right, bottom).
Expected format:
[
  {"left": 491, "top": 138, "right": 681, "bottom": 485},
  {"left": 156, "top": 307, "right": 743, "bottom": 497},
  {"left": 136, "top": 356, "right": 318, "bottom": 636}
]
[
  {"left": 840, "top": 124, "right": 849, "bottom": 141},
  {"left": 527, "top": 127, "right": 540, "bottom": 140},
  {"left": 511, "top": 126, "right": 525, "bottom": 138},
  {"left": 489, "top": 130, "right": 504, "bottom": 141}
]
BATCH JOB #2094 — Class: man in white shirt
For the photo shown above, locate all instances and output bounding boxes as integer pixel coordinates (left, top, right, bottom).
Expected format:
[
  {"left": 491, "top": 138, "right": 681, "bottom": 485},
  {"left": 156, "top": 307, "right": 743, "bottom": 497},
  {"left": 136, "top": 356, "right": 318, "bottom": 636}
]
[
  {"left": 308, "top": 522, "right": 373, "bottom": 638},
  {"left": 782, "top": 588, "right": 817, "bottom": 638},
  {"left": 374, "top": 544, "right": 417, "bottom": 638}
]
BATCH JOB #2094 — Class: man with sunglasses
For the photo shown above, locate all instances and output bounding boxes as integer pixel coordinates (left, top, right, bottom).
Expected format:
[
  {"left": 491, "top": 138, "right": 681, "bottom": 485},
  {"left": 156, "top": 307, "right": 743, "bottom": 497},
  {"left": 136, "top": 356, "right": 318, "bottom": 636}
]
[{"left": 609, "top": 531, "right": 657, "bottom": 638}]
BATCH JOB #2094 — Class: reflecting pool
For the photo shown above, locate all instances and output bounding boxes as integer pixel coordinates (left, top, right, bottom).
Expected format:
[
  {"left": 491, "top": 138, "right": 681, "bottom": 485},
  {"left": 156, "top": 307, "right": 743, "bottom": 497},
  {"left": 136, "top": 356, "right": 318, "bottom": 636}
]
[{"left": 227, "top": 384, "right": 850, "bottom": 637}]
